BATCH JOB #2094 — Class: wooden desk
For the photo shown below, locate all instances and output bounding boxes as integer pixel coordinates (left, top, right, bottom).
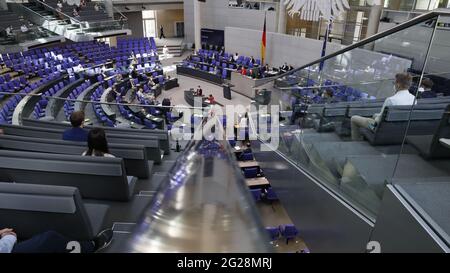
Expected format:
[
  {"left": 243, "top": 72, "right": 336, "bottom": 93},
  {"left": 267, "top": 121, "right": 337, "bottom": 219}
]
[
  {"left": 238, "top": 161, "right": 259, "bottom": 168},
  {"left": 440, "top": 138, "right": 450, "bottom": 149},
  {"left": 246, "top": 177, "right": 270, "bottom": 188}
]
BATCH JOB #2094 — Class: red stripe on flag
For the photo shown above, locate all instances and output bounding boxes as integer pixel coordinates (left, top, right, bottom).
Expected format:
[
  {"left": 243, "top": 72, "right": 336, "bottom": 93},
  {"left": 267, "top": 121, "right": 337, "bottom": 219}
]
[{"left": 261, "top": 13, "right": 267, "bottom": 65}]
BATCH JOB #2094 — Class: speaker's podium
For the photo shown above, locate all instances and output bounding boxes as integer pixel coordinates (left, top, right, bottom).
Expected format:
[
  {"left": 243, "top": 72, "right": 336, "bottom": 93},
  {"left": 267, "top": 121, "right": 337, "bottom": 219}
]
[{"left": 222, "top": 83, "right": 233, "bottom": 100}]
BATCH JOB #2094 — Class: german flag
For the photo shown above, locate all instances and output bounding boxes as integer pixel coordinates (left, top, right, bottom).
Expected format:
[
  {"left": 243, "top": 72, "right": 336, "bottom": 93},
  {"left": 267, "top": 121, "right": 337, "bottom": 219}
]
[{"left": 261, "top": 13, "right": 267, "bottom": 65}]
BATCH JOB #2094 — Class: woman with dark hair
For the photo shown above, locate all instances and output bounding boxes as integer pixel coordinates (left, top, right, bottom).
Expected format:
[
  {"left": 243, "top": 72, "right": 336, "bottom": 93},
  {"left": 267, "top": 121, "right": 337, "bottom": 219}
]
[{"left": 82, "top": 128, "right": 115, "bottom": 157}]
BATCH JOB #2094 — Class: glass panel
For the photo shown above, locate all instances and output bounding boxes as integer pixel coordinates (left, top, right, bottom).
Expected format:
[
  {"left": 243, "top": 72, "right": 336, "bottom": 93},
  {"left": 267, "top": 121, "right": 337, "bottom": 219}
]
[
  {"left": 391, "top": 14, "right": 450, "bottom": 245},
  {"left": 260, "top": 15, "right": 438, "bottom": 219}
]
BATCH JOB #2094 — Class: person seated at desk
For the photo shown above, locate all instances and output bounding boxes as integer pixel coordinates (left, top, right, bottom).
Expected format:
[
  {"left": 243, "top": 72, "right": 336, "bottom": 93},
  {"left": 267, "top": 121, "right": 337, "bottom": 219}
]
[
  {"left": 418, "top": 77, "right": 436, "bottom": 98},
  {"left": 195, "top": 85, "right": 203, "bottom": 96},
  {"left": 322, "top": 89, "right": 338, "bottom": 103},
  {"left": 5, "top": 25, "right": 13, "bottom": 38},
  {"left": 129, "top": 68, "right": 139, "bottom": 79},
  {"left": 350, "top": 72, "right": 415, "bottom": 141},
  {"left": 207, "top": 94, "right": 216, "bottom": 104},
  {"left": 241, "top": 66, "right": 247, "bottom": 76},
  {"left": 147, "top": 76, "right": 156, "bottom": 87},
  {"left": 233, "top": 53, "right": 239, "bottom": 62},
  {"left": 20, "top": 24, "right": 29, "bottom": 33},
  {"left": 112, "top": 85, "right": 122, "bottom": 99},
  {"left": 73, "top": 63, "right": 84, "bottom": 73},
  {"left": 82, "top": 128, "right": 115, "bottom": 157},
  {"left": 72, "top": 8, "right": 80, "bottom": 18},
  {"left": 162, "top": 97, "right": 172, "bottom": 121},
  {"left": 62, "top": 111, "right": 88, "bottom": 142},
  {"left": 238, "top": 143, "right": 252, "bottom": 160},
  {"left": 116, "top": 73, "right": 123, "bottom": 82},
  {"left": 136, "top": 88, "right": 146, "bottom": 100}
]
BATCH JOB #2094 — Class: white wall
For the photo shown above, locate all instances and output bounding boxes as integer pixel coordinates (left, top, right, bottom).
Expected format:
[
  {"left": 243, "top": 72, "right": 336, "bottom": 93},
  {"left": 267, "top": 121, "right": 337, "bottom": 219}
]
[
  {"left": 225, "top": 27, "right": 344, "bottom": 68},
  {"left": 184, "top": 0, "right": 277, "bottom": 45}
]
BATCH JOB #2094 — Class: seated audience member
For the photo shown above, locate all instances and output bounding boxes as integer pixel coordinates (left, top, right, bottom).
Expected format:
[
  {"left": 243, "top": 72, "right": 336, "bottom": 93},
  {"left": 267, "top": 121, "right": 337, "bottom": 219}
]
[
  {"left": 72, "top": 8, "right": 80, "bottom": 18},
  {"left": 0, "top": 228, "right": 113, "bottom": 253},
  {"left": 148, "top": 77, "right": 156, "bottom": 87},
  {"left": 112, "top": 86, "right": 121, "bottom": 99},
  {"left": 350, "top": 73, "right": 416, "bottom": 141},
  {"left": 136, "top": 88, "right": 145, "bottom": 100},
  {"left": 196, "top": 85, "right": 203, "bottom": 96},
  {"left": 62, "top": 111, "right": 88, "bottom": 142},
  {"left": 280, "top": 62, "right": 288, "bottom": 72},
  {"left": 94, "top": 3, "right": 100, "bottom": 12},
  {"left": 57, "top": 0, "right": 63, "bottom": 9},
  {"left": 288, "top": 64, "right": 294, "bottom": 71},
  {"left": 249, "top": 56, "right": 256, "bottom": 65},
  {"left": 162, "top": 97, "right": 172, "bottom": 121},
  {"left": 20, "top": 24, "right": 28, "bottom": 33},
  {"left": 5, "top": 25, "right": 13, "bottom": 37},
  {"left": 321, "top": 89, "right": 335, "bottom": 103},
  {"left": 418, "top": 77, "right": 436, "bottom": 98},
  {"left": 116, "top": 73, "right": 123, "bottom": 81},
  {"left": 82, "top": 128, "right": 115, "bottom": 157},
  {"left": 233, "top": 53, "right": 239, "bottom": 62},
  {"left": 241, "top": 66, "right": 247, "bottom": 76},
  {"left": 238, "top": 142, "right": 252, "bottom": 160},
  {"left": 207, "top": 94, "right": 215, "bottom": 104}
]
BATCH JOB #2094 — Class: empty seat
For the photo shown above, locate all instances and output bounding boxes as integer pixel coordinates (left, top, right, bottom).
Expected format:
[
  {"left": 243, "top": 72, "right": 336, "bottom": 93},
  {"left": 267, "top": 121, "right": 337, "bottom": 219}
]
[
  {"left": 406, "top": 105, "right": 450, "bottom": 159},
  {"left": 0, "top": 182, "right": 109, "bottom": 241},
  {"left": 361, "top": 104, "right": 448, "bottom": 145},
  {"left": 0, "top": 150, "right": 137, "bottom": 201},
  {"left": 0, "top": 134, "right": 152, "bottom": 178}
]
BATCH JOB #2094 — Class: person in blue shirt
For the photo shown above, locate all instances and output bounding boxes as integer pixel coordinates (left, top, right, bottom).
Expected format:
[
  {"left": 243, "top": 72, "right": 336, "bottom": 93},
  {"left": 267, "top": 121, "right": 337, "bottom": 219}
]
[{"left": 62, "top": 111, "right": 88, "bottom": 142}]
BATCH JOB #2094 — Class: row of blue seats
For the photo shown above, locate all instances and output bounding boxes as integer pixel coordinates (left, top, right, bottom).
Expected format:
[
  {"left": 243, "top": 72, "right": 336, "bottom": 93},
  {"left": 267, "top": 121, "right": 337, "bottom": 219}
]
[
  {"left": 91, "top": 86, "right": 115, "bottom": 127},
  {"left": 1, "top": 72, "right": 59, "bottom": 124},
  {"left": 63, "top": 80, "right": 92, "bottom": 120},
  {"left": 117, "top": 97, "right": 157, "bottom": 129}
]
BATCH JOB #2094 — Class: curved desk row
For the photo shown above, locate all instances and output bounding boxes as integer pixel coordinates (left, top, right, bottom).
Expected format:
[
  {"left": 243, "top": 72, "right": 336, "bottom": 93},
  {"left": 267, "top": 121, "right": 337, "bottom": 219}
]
[
  {"left": 100, "top": 87, "right": 117, "bottom": 120},
  {"left": 176, "top": 65, "right": 223, "bottom": 85},
  {"left": 13, "top": 75, "right": 68, "bottom": 125},
  {"left": 45, "top": 77, "right": 86, "bottom": 120}
]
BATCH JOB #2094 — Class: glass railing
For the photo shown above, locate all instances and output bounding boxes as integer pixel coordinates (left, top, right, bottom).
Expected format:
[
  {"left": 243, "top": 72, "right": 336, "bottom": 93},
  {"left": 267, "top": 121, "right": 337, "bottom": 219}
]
[
  {"left": 27, "top": 0, "right": 127, "bottom": 34},
  {"left": 251, "top": 10, "right": 450, "bottom": 221},
  {"left": 3, "top": 1, "right": 60, "bottom": 45}
]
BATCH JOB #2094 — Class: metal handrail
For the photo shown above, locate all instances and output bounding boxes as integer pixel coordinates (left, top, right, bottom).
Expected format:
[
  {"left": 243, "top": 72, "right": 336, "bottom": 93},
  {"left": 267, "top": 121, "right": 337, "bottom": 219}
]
[
  {"left": 276, "top": 70, "right": 450, "bottom": 91},
  {"left": 113, "top": 6, "right": 128, "bottom": 22},
  {"left": 32, "top": 0, "right": 82, "bottom": 25}
]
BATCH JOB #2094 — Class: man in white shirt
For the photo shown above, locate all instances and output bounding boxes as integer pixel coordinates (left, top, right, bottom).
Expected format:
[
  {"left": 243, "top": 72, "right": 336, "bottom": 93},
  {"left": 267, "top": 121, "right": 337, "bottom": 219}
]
[
  {"left": 5, "top": 26, "right": 12, "bottom": 37},
  {"left": 73, "top": 63, "right": 84, "bottom": 73},
  {"left": 350, "top": 72, "right": 416, "bottom": 141}
]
